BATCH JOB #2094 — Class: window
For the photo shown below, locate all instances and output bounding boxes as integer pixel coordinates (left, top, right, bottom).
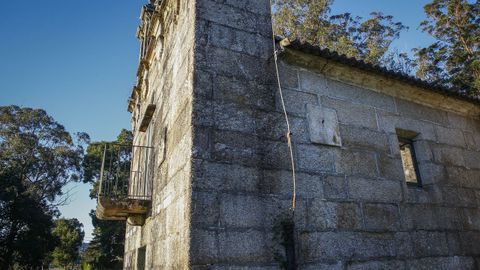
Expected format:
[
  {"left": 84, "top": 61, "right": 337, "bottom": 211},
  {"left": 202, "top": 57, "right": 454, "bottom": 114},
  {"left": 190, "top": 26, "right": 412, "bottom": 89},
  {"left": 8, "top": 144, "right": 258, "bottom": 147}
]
[
  {"left": 398, "top": 137, "right": 422, "bottom": 187},
  {"left": 137, "top": 246, "right": 146, "bottom": 270}
]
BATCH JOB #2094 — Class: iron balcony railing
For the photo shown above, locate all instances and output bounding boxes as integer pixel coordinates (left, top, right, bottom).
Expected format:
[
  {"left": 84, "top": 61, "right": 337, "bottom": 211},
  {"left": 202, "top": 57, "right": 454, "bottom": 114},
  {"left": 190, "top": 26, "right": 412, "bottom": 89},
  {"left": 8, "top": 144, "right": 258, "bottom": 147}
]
[{"left": 98, "top": 143, "right": 154, "bottom": 201}]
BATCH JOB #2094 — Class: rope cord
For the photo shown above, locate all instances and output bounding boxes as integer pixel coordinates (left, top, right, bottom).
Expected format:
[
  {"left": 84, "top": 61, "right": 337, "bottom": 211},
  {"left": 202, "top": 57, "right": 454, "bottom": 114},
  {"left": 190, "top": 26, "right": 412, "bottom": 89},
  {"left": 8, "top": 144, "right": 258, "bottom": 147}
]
[{"left": 269, "top": 0, "right": 297, "bottom": 211}]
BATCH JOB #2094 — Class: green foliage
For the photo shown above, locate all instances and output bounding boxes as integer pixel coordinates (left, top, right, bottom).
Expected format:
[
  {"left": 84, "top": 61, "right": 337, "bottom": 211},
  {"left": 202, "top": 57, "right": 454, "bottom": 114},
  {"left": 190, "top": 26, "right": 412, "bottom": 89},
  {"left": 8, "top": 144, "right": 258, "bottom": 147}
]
[
  {"left": 273, "top": 0, "right": 408, "bottom": 68},
  {"left": 82, "top": 130, "right": 131, "bottom": 270},
  {"left": 82, "top": 129, "right": 133, "bottom": 199},
  {"left": 51, "top": 218, "right": 84, "bottom": 269},
  {"left": 414, "top": 0, "right": 480, "bottom": 96},
  {"left": 0, "top": 105, "right": 86, "bottom": 269},
  {"left": 82, "top": 211, "right": 126, "bottom": 270}
]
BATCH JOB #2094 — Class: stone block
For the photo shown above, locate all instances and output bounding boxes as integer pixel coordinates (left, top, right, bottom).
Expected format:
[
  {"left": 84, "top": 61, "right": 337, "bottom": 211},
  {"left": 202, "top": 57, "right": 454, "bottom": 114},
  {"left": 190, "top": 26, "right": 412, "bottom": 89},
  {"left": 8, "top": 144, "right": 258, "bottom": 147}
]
[
  {"left": 321, "top": 96, "right": 378, "bottom": 129},
  {"left": 278, "top": 60, "right": 299, "bottom": 89},
  {"left": 212, "top": 130, "right": 262, "bottom": 166},
  {"left": 460, "top": 232, "right": 480, "bottom": 255},
  {"left": 324, "top": 79, "right": 396, "bottom": 112},
  {"left": 437, "top": 206, "right": 473, "bottom": 234},
  {"left": 306, "top": 104, "right": 342, "bottom": 147},
  {"left": 363, "top": 203, "right": 400, "bottom": 231},
  {"left": 194, "top": 68, "right": 213, "bottom": 99},
  {"left": 463, "top": 208, "right": 480, "bottom": 231},
  {"left": 219, "top": 194, "right": 264, "bottom": 228},
  {"left": 335, "top": 150, "right": 378, "bottom": 178},
  {"left": 190, "top": 229, "right": 219, "bottom": 265},
  {"left": 377, "top": 154, "right": 405, "bottom": 181},
  {"left": 410, "top": 231, "right": 449, "bottom": 257},
  {"left": 222, "top": 0, "right": 271, "bottom": 15},
  {"left": 404, "top": 185, "right": 443, "bottom": 205},
  {"left": 396, "top": 98, "right": 448, "bottom": 125},
  {"left": 299, "top": 69, "right": 327, "bottom": 94},
  {"left": 400, "top": 204, "right": 440, "bottom": 230},
  {"left": 199, "top": 46, "right": 273, "bottom": 82},
  {"left": 298, "top": 232, "right": 396, "bottom": 261},
  {"left": 301, "top": 262, "right": 343, "bottom": 270},
  {"left": 218, "top": 230, "right": 269, "bottom": 263},
  {"left": 464, "top": 131, "right": 477, "bottom": 150},
  {"left": 204, "top": 21, "right": 272, "bottom": 59},
  {"left": 377, "top": 111, "right": 437, "bottom": 141},
  {"left": 406, "top": 256, "right": 475, "bottom": 270},
  {"left": 201, "top": 265, "right": 278, "bottom": 270},
  {"left": 262, "top": 169, "right": 296, "bottom": 197},
  {"left": 262, "top": 141, "right": 293, "bottom": 169},
  {"left": 193, "top": 98, "right": 214, "bottom": 127},
  {"left": 257, "top": 112, "right": 309, "bottom": 143},
  {"left": 394, "top": 232, "right": 413, "bottom": 258},
  {"left": 262, "top": 196, "right": 307, "bottom": 230},
  {"left": 464, "top": 150, "right": 480, "bottom": 169},
  {"left": 446, "top": 232, "right": 463, "bottom": 255},
  {"left": 214, "top": 101, "right": 256, "bottom": 133},
  {"left": 447, "top": 111, "right": 473, "bottom": 131},
  {"left": 197, "top": 0, "right": 271, "bottom": 36},
  {"left": 348, "top": 178, "right": 402, "bottom": 203},
  {"left": 418, "top": 162, "right": 447, "bottom": 185},
  {"left": 276, "top": 88, "right": 318, "bottom": 116},
  {"left": 340, "top": 125, "right": 389, "bottom": 152},
  {"left": 262, "top": 170, "right": 323, "bottom": 199},
  {"left": 413, "top": 140, "right": 434, "bottom": 162},
  {"left": 387, "top": 133, "right": 401, "bottom": 156},
  {"left": 347, "top": 260, "right": 405, "bottom": 270},
  {"left": 323, "top": 175, "right": 348, "bottom": 200},
  {"left": 192, "top": 127, "right": 211, "bottom": 160},
  {"left": 441, "top": 187, "right": 478, "bottom": 208},
  {"left": 191, "top": 191, "right": 220, "bottom": 226},
  {"left": 296, "top": 144, "right": 335, "bottom": 173},
  {"left": 474, "top": 132, "right": 480, "bottom": 150},
  {"left": 431, "top": 145, "right": 466, "bottom": 167},
  {"left": 296, "top": 172, "right": 324, "bottom": 199},
  {"left": 435, "top": 125, "right": 466, "bottom": 148},
  {"left": 307, "top": 200, "right": 362, "bottom": 230},
  {"left": 212, "top": 74, "right": 274, "bottom": 110},
  {"left": 446, "top": 167, "right": 480, "bottom": 189},
  {"left": 192, "top": 160, "right": 261, "bottom": 193}
]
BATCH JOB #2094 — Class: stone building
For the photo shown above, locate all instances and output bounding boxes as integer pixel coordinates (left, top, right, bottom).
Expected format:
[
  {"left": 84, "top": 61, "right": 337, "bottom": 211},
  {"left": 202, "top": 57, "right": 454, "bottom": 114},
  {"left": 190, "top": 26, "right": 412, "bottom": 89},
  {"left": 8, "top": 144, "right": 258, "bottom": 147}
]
[{"left": 95, "top": 0, "right": 480, "bottom": 269}]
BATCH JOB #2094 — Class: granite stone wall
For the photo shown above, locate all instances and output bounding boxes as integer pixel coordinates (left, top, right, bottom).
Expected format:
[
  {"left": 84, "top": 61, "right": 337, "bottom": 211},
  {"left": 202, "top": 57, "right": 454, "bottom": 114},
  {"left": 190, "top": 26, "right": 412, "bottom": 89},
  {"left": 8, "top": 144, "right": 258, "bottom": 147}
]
[
  {"left": 124, "top": 0, "right": 480, "bottom": 269},
  {"left": 269, "top": 60, "right": 480, "bottom": 269},
  {"left": 123, "top": 0, "right": 195, "bottom": 269}
]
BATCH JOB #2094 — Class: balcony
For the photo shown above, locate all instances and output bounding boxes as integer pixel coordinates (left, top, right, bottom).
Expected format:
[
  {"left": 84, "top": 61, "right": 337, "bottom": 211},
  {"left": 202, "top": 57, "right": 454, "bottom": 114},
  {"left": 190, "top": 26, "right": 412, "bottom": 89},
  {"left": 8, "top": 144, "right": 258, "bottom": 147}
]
[{"left": 96, "top": 143, "right": 154, "bottom": 226}]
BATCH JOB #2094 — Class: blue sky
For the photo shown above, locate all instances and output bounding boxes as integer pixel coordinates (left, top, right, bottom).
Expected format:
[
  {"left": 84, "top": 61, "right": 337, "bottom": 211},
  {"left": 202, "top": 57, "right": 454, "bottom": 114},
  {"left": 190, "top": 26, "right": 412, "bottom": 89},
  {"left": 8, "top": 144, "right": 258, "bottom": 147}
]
[{"left": 0, "top": 0, "right": 434, "bottom": 242}]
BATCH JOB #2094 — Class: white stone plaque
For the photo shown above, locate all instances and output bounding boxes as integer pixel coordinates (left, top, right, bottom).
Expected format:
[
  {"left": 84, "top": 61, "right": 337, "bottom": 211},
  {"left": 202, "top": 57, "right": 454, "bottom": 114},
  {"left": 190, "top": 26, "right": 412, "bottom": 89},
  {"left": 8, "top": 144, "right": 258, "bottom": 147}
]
[{"left": 306, "top": 104, "right": 342, "bottom": 147}]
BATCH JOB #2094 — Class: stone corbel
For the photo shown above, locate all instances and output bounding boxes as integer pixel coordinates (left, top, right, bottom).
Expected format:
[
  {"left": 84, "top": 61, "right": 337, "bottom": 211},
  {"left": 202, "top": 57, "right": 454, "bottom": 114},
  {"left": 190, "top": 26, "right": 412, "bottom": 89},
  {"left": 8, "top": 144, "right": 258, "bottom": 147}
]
[{"left": 139, "top": 104, "right": 157, "bottom": 132}]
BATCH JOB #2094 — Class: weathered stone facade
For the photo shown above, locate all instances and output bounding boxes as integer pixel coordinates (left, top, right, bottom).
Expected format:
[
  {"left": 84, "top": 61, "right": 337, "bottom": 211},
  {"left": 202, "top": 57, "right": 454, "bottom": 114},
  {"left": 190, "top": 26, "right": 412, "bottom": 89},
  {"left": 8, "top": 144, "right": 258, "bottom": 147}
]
[{"left": 123, "top": 0, "right": 480, "bottom": 269}]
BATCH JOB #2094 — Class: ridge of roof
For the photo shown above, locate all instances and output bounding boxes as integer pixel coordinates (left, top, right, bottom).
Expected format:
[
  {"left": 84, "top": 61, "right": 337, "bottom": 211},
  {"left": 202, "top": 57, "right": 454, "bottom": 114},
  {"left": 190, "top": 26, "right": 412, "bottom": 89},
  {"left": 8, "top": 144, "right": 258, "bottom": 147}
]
[{"left": 277, "top": 37, "right": 480, "bottom": 106}]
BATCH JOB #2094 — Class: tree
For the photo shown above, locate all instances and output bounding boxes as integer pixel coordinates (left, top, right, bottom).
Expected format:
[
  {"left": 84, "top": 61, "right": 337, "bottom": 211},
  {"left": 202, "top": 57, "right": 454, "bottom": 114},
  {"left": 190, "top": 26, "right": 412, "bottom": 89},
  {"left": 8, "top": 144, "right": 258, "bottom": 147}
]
[
  {"left": 82, "top": 210, "right": 126, "bottom": 270},
  {"left": 82, "top": 129, "right": 132, "bottom": 270},
  {"left": 0, "top": 105, "right": 87, "bottom": 269},
  {"left": 414, "top": 0, "right": 479, "bottom": 96},
  {"left": 51, "top": 218, "right": 85, "bottom": 270},
  {"left": 272, "top": 0, "right": 408, "bottom": 67}
]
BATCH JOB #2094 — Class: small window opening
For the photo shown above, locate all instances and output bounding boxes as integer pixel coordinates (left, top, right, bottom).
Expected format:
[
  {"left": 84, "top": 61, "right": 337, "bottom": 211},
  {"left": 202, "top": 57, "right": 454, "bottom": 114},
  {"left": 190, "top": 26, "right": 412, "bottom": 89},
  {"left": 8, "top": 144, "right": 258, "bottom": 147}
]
[
  {"left": 398, "top": 137, "right": 422, "bottom": 187},
  {"left": 137, "top": 246, "right": 147, "bottom": 270}
]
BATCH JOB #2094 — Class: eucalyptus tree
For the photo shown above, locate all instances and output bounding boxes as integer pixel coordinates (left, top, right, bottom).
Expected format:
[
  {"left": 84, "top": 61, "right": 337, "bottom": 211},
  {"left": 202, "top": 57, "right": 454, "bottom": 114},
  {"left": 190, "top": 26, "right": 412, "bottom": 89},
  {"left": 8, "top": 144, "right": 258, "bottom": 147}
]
[
  {"left": 272, "top": 0, "right": 408, "bottom": 68},
  {"left": 0, "top": 105, "right": 87, "bottom": 269},
  {"left": 414, "top": 0, "right": 480, "bottom": 96}
]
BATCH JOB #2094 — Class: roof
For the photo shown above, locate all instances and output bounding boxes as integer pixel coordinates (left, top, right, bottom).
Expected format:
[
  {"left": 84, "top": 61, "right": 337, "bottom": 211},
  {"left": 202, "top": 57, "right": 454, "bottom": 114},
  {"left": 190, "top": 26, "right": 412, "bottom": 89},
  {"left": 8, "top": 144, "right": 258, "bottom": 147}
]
[{"left": 278, "top": 38, "right": 480, "bottom": 106}]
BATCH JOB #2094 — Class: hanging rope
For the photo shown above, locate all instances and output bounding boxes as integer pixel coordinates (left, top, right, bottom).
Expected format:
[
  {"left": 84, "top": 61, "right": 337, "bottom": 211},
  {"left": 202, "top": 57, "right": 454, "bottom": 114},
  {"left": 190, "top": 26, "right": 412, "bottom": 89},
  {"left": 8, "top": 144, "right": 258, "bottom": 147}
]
[{"left": 269, "top": 0, "right": 297, "bottom": 211}]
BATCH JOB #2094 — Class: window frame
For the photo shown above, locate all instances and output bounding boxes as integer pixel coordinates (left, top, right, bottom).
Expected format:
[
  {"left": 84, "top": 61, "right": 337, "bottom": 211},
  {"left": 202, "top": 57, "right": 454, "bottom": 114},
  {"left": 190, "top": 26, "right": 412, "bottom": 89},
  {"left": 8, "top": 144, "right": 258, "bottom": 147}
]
[{"left": 398, "top": 136, "right": 423, "bottom": 188}]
